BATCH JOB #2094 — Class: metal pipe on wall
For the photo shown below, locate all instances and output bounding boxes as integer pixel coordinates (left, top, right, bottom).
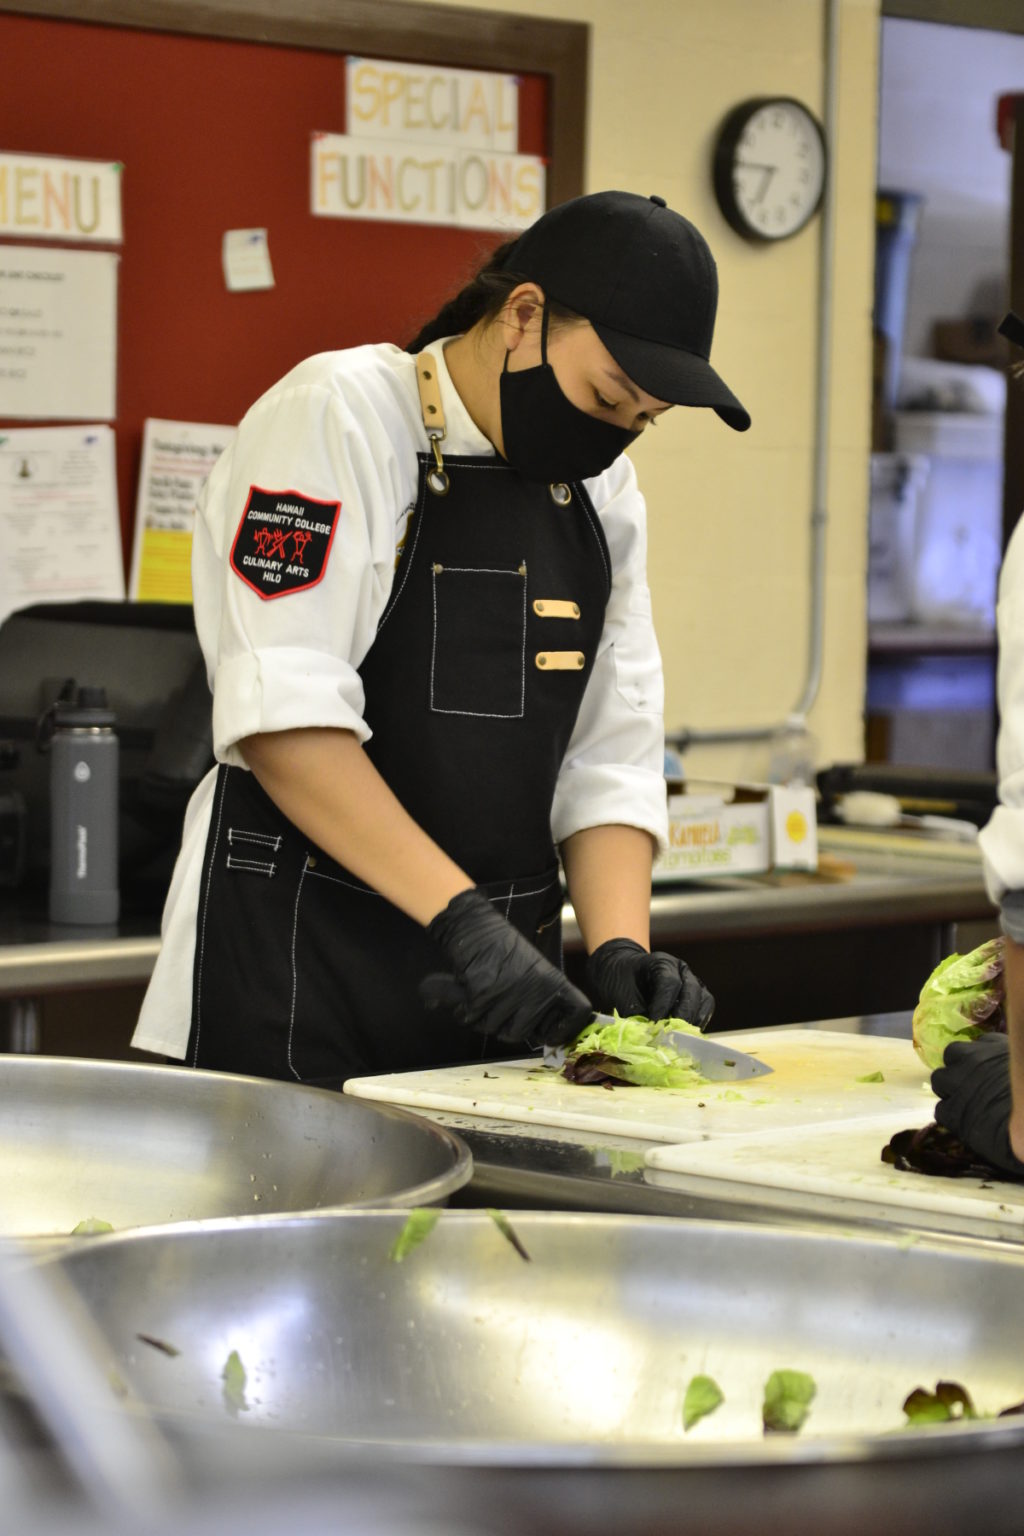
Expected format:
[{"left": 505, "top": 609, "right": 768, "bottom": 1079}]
[{"left": 667, "top": 0, "right": 842, "bottom": 758}]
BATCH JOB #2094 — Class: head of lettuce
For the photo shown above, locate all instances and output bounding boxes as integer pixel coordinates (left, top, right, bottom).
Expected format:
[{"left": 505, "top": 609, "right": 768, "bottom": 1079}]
[{"left": 912, "top": 937, "right": 1006, "bottom": 1071}]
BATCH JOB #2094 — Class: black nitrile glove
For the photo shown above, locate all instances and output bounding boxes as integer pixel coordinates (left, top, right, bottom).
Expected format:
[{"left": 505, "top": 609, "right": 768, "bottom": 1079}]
[
  {"left": 421, "top": 888, "right": 594, "bottom": 1047},
  {"left": 931, "top": 1034, "right": 1024, "bottom": 1179},
  {"left": 585, "top": 938, "right": 715, "bottom": 1030}
]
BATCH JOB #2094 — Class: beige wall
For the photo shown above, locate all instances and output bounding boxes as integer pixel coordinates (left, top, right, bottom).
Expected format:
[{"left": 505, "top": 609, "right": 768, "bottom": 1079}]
[{"left": 423, "top": 0, "right": 881, "bottom": 783}]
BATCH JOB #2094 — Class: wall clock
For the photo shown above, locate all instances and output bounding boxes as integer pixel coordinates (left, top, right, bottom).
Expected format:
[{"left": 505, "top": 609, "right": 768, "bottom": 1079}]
[{"left": 713, "top": 97, "right": 827, "bottom": 242}]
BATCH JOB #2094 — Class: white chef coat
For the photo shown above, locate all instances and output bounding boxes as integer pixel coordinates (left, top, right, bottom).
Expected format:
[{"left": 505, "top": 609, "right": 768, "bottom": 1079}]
[
  {"left": 980, "top": 513, "right": 1024, "bottom": 932},
  {"left": 133, "top": 339, "right": 669, "bottom": 1058}
]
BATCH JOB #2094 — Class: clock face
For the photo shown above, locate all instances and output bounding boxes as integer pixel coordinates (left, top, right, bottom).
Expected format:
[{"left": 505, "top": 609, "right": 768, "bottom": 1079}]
[{"left": 717, "top": 98, "right": 826, "bottom": 241}]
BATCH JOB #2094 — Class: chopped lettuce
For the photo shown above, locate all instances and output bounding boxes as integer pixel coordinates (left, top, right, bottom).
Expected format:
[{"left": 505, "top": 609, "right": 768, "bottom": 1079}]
[
  {"left": 856, "top": 1071, "right": 885, "bottom": 1083},
  {"left": 912, "top": 938, "right": 1006, "bottom": 1070},
  {"left": 222, "top": 1349, "right": 248, "bottom": 1415},
  {"left": 388, "top": 1208, "right": 441, "bottom": 1262},
  {"left": 683, "top": 1374, "right": 724, "bottom": 1431},
  {"left": 602, "top": 1149, "right": 648, "bottom": 1177},
  {"left": 903, "top": 1381, "right": 1024, "bottom": 1424},
  {"left": 71, "top": 1218, "right": 114, "bottom": 1235},
  {"left": 486, "top": 1208, "right": 532, "bottom": 1262},
  {"left": 903, "top": 1381, "right": 978, "bottom": 1425},
  {"left": 762, "top": 1369, "right": 816, "bottom": 1434},
  {"left": 563, "top": 1013, "right": 706, "bottom": 1089},
  {"left": 136, "top": 1333, "right": 180, "bottom": 1357}
]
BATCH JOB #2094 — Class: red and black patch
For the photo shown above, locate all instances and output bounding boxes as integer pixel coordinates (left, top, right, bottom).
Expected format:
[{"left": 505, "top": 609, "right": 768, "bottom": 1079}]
[{"left": 229, "top": 486, "right": 341, "bottom": 600}]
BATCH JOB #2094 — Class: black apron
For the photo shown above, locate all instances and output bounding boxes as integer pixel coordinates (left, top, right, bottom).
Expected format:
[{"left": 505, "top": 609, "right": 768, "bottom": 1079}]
[{"left": 186, "top": 396, "right": 613, "bottom": 1081}]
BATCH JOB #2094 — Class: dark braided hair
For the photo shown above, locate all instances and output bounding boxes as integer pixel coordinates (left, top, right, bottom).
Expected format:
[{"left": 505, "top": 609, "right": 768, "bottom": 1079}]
[{"left": 405, "top": 238, "right": 578, "bottom": 352}]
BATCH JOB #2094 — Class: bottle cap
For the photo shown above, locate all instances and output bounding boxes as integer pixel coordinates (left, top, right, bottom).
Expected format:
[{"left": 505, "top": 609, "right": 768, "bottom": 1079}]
[{"left": 53, "top": 684, "right": 116, "bottom": 729}]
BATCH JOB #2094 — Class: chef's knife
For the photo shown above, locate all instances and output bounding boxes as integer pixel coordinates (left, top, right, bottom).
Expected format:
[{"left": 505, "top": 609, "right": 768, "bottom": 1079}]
[{"left": 544, "top": 1014, "right": 774, "bottom": 1082}]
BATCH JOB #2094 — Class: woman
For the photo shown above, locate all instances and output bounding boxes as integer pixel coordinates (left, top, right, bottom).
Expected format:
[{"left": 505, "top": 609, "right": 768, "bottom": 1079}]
[{"left": 132, "top": 190, "right": 750, "bottom": 1083}]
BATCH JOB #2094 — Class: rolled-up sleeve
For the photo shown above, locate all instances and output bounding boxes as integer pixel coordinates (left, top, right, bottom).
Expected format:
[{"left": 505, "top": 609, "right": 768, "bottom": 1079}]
[
  {"left": 980, "top": 520, "right": 1024, "bottom": 906},
  {"left": 192, "top": 377, "right": 406, "bottom": 765},
  {"left": 550, "top": 455, "right": 669, "bottom": 854}
]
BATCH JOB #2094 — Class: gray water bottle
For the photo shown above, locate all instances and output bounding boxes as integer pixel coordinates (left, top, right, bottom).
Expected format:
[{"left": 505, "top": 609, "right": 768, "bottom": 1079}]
[{"left": 48, "top": 685, "right": 119, "bottom": 925}]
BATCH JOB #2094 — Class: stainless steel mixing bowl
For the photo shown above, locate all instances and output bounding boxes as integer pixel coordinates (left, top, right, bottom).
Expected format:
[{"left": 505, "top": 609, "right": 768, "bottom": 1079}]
[
  {"left": 40, "top": 1208, "right": 1024, "bottom": 1455},
  {"left": 19, "top": 1210, "right": 1024, "bottom": 1535},
  {"left": 0, "top": 1056, "right": 470, "bottom": 1237}
]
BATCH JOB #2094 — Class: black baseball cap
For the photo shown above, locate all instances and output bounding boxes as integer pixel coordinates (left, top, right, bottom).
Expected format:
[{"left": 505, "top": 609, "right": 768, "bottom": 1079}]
[{"left": 501, "top": 190, "right": 751, "bottom": 432}]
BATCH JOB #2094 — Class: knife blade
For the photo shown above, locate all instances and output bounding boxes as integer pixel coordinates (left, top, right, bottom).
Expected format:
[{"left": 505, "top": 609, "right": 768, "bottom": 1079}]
[
  {"left": 652, "top": 1027, "right": 774, "bottom": 1081},
  {"left": 543, "top": 1014, "right": 773, "bottom": 1082}
]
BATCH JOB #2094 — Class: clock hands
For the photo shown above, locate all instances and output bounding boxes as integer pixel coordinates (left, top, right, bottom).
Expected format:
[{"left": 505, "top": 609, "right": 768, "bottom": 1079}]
[{"left": 736, "top": 161, "right": 777, "bottom": 205}]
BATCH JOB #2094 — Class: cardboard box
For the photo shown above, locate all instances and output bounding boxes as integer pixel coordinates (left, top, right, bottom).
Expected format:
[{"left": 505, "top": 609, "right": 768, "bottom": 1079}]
[{"left": 655, "top": 784, "right": 818, "bottom": 882}]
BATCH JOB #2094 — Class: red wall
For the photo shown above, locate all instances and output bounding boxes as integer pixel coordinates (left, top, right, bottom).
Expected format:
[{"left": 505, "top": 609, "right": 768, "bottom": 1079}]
[{"left": 0, "top": 14, "right": 548, "bottom": 567}]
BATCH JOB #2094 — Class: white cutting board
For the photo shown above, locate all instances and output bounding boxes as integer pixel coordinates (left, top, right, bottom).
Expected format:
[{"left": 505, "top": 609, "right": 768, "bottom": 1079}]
[
  {"left": 645, "top": 1115, "right": 1024, "bottom": 1236},
  {"left": 344, "top": 1029, "right": 934, "bottom": 1146}
]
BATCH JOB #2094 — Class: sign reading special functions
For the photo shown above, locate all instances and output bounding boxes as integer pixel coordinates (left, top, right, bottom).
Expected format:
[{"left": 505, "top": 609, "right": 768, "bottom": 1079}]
[{"left": 311, "top": 58, "right": 545, "bottom": 231}]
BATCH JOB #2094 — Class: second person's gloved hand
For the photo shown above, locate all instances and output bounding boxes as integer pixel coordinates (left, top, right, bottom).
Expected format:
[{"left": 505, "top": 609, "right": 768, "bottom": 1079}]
[
  {"left": 420, "top": 888, "right": 594, "bottom": 1048},
  {"left": 931, "top": 1033, "right": 1024, "bottom": 1179},
  {"left": 585, "top": 938, "right": 715, "bottom": 1030}
]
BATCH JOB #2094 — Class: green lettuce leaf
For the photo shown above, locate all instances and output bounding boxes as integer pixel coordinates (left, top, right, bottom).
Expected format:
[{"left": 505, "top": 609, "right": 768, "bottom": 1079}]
[
  {"left": 388, "top": 1208, "right": 441, "bottom": 1262},
  {"left": 912, "top": 938, "right": 1006, "bottom": 1070},
  {"left": 70, "top": 1218, "right": 114, "bottom": 1235},
  {"left": 486, "top": 1208, "right": 532, "bottom": 1262},
  {"left": 762, "top": 1369, "right": 816, "bottom": 1433},
  {"left": 222, "top": 1349, "right": 248, "bottom": 1415},
  {"left": 683, "top": 1373, "right": 724, "bottom": 1431}
]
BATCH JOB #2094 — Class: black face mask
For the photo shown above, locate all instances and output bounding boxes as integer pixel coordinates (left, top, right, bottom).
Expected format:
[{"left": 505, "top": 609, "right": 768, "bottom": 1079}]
[{"left": 499, "top": 307, "right": 640, "bottom": 485}]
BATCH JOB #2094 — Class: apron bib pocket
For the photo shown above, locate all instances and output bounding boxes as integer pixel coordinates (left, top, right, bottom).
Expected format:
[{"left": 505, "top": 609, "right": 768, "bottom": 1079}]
[{"left": 430, "top": 562, "right": 527, "bottom": 718}]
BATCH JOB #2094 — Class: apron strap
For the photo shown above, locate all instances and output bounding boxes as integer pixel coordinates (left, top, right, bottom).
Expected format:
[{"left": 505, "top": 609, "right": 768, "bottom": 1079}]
[{"left": 416, "top": 351, "right": 449, "bottom": 496}]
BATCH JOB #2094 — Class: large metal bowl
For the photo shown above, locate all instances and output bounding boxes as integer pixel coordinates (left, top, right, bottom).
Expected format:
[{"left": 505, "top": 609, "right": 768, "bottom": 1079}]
[
  {"left": 0, "top": 1056, "right": 470, "bottom": 1237},
  {"left": 39, "top": 1213, "right": 1024, "bottom": 1460}
]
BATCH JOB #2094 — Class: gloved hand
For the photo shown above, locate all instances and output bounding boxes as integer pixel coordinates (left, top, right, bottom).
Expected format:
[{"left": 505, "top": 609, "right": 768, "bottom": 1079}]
[
  {"left": 931, "top": 1034, "right": 1024, "bottom": 1179},
  {"left": 421, "top": 888, "right": 594, "bottom": 1047},
  {"left": 584, "top": 938, "right": 715, "bottom": 1030}
]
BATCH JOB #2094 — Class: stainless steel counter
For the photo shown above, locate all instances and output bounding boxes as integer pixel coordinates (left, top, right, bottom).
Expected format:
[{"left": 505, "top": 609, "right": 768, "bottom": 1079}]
[
  {"left": 0, "top": 836, "right": 993, "bottom": 999},
  {"left": 643, "top": 842, "right": 993, "bottom": 945}
]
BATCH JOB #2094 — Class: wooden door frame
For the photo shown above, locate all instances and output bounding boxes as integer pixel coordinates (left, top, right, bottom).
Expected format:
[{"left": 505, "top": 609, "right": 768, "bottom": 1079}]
[
  {"left": 0, "top": 0, "right": 588, "bottom": 208},
  {"left": 882, "top": 0, "right": 1024, "bottom": 31},
  {"left": 879, "top": 0, "right": 1023, "bottom": 550}
]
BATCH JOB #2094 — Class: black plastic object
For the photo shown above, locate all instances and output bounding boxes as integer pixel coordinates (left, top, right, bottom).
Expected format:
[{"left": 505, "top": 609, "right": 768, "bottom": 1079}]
[
  {"left": 0, "top": 601, "right": 213, "bottom": 912},
  {"left": 817, "top": 762, "right": 998, "bottom": 828},
  {"left": 998, "top": 311, "right": 1024, "bottom": 348},
  {"left": 0, "top": 791, "right": 27, "bottom": 887}
]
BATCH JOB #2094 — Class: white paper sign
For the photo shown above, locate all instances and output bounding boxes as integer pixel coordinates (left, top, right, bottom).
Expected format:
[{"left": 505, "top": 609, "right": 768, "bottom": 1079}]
[
  {"left": 346, "top": 58, "right": 518, "bottom": 152},
  {"left": 129, "top": 418, "right": 235, "bottom": 603},
  {"left": 221, "top": 228, "right": 275, "bottom": 293},
  {"left": 0, "top": 152, "right": 123, "bottom": 243},
  {"left": 312, "top": 133, "right": 544, "bottom": 231},
  {"left": 0, "top": 244, "right": 118, "bottom": 420},
  {"left": 0, "top": 425, "right": 124, "bottom": 626}
]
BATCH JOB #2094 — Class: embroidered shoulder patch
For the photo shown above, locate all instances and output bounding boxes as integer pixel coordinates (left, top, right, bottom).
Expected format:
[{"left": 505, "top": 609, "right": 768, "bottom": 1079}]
[{"left": 229, "top": 486, "right": 341, "bottom": 599}]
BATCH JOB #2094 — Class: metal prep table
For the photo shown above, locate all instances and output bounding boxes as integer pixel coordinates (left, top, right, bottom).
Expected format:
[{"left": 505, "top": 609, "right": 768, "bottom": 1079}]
[{"left": 0, "top": 833, "right": 996, "bottom": 1053}]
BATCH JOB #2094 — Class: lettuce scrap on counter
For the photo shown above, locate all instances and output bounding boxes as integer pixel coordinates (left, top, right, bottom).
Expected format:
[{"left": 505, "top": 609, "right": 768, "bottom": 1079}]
[
  {"left": 683, "top": 1374, "right": 724, "bottom": 1431},
  {"left": 912, "top": 937, "right": 1006, "bottom": 1071},
  {"left": 902, "top": 1380, "right": 1024, "bottom": 1425},
  {"left": 762, "top": 1369, "right": 816, "bottom": 1434},
  {"left": 560, "top": 1013, "right": 706, "bottom": 1089},
  {"left": 388, "top": 1208, "right": 441, "bottom": 1263}
]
